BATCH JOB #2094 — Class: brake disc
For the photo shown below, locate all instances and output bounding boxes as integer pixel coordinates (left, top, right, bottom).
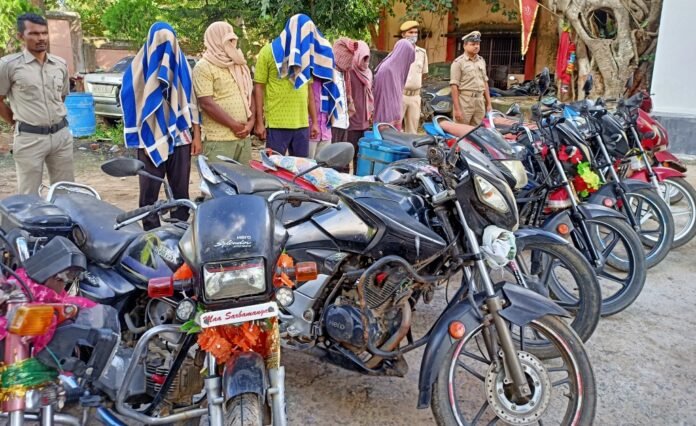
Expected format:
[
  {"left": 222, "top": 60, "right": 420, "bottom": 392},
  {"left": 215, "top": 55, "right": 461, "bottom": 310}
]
[{"left": 485, "top": 351, "right": 552, "bottom": 425}]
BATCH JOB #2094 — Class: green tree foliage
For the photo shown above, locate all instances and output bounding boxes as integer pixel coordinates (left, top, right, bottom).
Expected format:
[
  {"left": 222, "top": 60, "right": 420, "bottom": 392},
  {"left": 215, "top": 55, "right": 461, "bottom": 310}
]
[
  {"left": 101, "top": 0, "right": 161, "bottom": 44},
  {"left": 0, "top": 0, "right": 39, "bottom": 52}
]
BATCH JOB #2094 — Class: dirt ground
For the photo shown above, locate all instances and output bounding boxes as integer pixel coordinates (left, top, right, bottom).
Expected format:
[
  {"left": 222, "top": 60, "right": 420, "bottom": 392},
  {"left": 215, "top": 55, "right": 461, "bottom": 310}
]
[{"left": 1, "top": 148, "right": 695, "bottom": 425}]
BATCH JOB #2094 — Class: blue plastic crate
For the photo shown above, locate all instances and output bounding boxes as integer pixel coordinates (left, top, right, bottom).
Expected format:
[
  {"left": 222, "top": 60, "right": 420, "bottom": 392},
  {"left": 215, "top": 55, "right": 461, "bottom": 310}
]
[{"left": 356, "top": 138, "right": 411, "bottom": 176}]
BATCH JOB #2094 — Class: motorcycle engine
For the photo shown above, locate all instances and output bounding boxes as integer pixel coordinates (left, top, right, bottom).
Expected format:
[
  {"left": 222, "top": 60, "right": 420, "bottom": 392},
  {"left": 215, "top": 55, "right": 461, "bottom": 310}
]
[
  {"left": 325, "top": 268, "right": 412, "bottom": 352},
  {"left": 145, "top": 345, "right": 205, "bottom": 406}
]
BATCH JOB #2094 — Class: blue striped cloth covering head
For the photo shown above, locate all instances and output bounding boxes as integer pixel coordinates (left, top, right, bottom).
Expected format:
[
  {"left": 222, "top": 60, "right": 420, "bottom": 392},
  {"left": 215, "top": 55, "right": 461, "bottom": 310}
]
[
  {"left": 120, "top": 22, "right": 200, "bottom": 167},
  {"left": 270, "top": 14, "right": 342, "bottom": 122}
]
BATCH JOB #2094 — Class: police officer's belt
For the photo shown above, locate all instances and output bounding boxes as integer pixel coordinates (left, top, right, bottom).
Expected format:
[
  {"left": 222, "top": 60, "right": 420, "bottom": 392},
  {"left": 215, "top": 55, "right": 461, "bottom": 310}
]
[
  {"left": 403, "top": 89, "right": 420, "bottom": 96},
  {"left": 459, "top": 90, "right": 484, "bottom": 97},
  {"left": 17, "top": 118, "right": 68, "bottom": 135}
]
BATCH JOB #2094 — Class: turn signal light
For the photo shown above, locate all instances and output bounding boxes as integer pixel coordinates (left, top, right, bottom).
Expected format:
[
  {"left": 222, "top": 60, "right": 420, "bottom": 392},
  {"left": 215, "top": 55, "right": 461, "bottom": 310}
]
[
  {"left": 557, "top": 223, "right": 571, "bottom": 235},
  {"left": 448, "top": 321, "right": 466, "bottom": 339},
  {"left": 9, "top": 305, "right": 55, "bottom": 336},
  {"left": 148, "top": 277, "right": 174, "bottom": 298},
  {"left": 295, "top": 262, "right": 318, "bottom": 282}
]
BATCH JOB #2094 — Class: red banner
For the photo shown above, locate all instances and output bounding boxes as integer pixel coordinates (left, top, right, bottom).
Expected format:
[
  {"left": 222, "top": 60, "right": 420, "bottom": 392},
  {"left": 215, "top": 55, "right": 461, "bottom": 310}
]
[{"left": 519, "top": 0, "right": 540, "bottom": 57}]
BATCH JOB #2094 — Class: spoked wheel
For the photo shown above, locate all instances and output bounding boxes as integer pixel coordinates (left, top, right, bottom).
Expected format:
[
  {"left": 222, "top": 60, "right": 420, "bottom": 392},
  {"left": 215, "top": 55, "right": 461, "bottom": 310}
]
[
  {"left": 431, "top": 315, "right": 596, "bottom": 426},
  {"left": 622, "top": 188, "right": 675, "bottom": 268},
  {"left": 487, "top": 242, "right": 600, "bottom": 353},
  {"left": 576, "top": 216, "right": 647, "bottom": 316},
  {"left": 657, "top": 177, "right": 696, "bottom": 248}
]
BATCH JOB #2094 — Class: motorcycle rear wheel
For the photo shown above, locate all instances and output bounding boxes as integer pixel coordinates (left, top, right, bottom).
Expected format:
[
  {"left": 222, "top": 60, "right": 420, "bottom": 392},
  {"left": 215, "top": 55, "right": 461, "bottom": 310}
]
[{"left": 431, "top": 315, "right": 596, "bottom": 426}]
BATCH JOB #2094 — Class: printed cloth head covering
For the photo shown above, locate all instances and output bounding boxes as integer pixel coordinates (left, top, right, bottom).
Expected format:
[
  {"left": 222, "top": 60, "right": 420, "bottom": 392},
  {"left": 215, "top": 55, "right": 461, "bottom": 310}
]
[
  {"left": 350, "top": 41, "right": 373, "bottom": 123},
  {"left": 121, "top": 22, "right": 200, "bottom": 167},
  {"left": 332, "top": 37, "right": 358, "bottom": 116},
  {"left": 373, "top": 39, "right": 415, "bottom": 124},
  {"left": 270, "top": 14, "right": 341, "bottom": 121},
  {"left": 202, "top": 21, "right": 253, "bottom": 119}
]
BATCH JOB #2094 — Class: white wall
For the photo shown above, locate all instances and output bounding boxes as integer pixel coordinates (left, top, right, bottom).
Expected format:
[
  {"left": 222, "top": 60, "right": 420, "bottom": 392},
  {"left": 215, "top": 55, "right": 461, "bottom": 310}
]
[{"left": 651, "top": 0, "right": 696, "bottom": 116}]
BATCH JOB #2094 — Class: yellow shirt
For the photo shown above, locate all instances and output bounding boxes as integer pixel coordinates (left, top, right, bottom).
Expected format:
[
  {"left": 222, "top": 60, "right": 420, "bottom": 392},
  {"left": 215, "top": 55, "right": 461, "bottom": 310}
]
[
  {"left": 449, "top": 54, "right": 487, "bottom": 92},
  {"left": 192, "top": 58, "right": 249, "bottom": 141}
]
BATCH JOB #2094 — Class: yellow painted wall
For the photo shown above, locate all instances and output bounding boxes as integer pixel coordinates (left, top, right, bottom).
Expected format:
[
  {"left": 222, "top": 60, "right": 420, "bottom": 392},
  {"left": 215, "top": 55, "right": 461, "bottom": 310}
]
[{"left": 382, "top": 3, "right": 449, "bottom": 63}]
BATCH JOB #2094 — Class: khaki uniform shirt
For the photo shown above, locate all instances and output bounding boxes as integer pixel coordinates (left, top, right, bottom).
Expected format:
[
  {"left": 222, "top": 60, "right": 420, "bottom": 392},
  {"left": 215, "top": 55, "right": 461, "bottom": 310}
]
[
  {"left": 449, "top": 54, "right": 487, "bottom": 93},
  {"left": 192, "top": 58, "right": 249, "bottom": 141},
  {"left": 404, "top": 46, "right": 429, "bottom": 91},
  {"left": 0, "top": 50, "right": 69, "bottom": 127}
]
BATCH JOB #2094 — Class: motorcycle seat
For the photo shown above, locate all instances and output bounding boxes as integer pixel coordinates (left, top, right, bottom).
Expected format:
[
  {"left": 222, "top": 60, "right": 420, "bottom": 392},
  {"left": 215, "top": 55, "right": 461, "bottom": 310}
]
[
  {"left": 210, "top": 162, "right": 287, "bottom": 194},
  {"left": 53, "top": 193, "right": 142, "bottom": 266},
  {"left": 0, "top": 194, "right": 72, "bottom": 233},
  {"left": 379, "top": 128, "right": 431, "bottom": 158}
]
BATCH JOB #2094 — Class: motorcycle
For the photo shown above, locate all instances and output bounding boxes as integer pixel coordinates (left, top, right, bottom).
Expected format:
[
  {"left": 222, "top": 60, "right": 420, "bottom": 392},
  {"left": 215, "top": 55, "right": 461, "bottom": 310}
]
[
  {"left": 0, "top": 158, "right": 291, "bottom": 426},
  {"left": 0, "top": 230, "right": 119, "bottom": 426},
  {"left": 199, "top": 139, "right": 597, "bottom": 423},
  {"left": 558, "top": 76, "right": 675, "bottom": 269}
]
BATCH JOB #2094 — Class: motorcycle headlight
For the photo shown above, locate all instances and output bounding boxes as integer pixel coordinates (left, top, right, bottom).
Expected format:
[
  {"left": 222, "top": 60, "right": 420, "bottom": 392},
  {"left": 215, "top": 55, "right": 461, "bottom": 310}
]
[
  {"left": 474, "top": 175, "right": 510, "bottom": 213},
  {"left": 436, "top": 87, "right": 451, "bottom": 96},
  {"left": 203, "top": 258, "right": 266, "bottom": 300}
]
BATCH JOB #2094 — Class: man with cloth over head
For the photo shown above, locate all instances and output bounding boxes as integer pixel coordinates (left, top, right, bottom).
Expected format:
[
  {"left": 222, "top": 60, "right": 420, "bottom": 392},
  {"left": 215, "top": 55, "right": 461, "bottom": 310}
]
[
  {"left": 0, "top": 13, "right": 74, "bottom": 194},
  {"left": 450, "top": 31, "right": 492, "bottom": 126}
]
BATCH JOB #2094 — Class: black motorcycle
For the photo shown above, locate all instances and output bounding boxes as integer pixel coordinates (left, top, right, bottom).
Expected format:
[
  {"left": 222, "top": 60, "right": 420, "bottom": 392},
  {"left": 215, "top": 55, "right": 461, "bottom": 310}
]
[
  {"left": 199, "top": 141, "right": 597, "bottom": 423},
  {"left": 0, "top": 158, "right": 290, "bottom": 426}
]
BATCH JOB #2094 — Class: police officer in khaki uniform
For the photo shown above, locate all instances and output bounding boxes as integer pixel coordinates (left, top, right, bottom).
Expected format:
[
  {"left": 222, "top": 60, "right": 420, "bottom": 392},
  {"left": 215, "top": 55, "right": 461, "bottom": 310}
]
[
  {"left": 450, "top": 31, "right": 492, "bottom": 125},
  {"left": 0, "top": 13, "right": 74, "bottom": 195},
  {"left": 400, "top": 21, "right": 429, "bottom": 134}
]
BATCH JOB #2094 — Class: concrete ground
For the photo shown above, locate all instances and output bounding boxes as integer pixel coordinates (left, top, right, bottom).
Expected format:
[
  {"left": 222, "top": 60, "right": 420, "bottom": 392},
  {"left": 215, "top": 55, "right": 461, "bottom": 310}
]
[{"left": 0, "top": 149, "right": 694, "bottom": 425}]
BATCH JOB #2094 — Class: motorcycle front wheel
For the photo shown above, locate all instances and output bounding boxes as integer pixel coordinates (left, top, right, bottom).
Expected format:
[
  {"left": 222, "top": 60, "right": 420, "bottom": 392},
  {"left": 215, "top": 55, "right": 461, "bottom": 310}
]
[
  {"left": 223, "top": 393, "right": 263, "bottom": 426},
  {"left": 431, "top": 315, "right": 596, "bottom": 426},
  {"left": 658, "top": 177, "right": 696, "bottom": 248},
  {"left": 622, "top": 188, "right": 675, "bottom": 268}
]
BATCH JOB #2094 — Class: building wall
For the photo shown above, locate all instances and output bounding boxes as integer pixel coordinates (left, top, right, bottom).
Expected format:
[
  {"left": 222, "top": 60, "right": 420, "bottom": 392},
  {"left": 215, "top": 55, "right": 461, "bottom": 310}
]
[
  {"left": 651, "top": 0, "right": 696, "bottom": 116},
  {"left": 95, "top": 49, "right": 136, "bottom": 71},
  {"left": 381, "top": 3, "right": 449, "bottom": 63},
  {"left": 48, "top": 19, "right": 74, "bottom": 74}
]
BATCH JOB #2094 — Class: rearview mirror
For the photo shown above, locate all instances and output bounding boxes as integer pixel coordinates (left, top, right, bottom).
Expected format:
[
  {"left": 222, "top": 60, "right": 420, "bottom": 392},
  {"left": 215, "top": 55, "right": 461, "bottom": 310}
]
[
  {"left": 506, "top": 104, "right": 521, "bottom": 116},
  {"left": 537, "top": 67, "right": 550, "bottom": 100},
  {"left": 101, "top": 157, "right": 145, "bottom": 177},
  {"left": 583, "top": 75, "right": 594, "bottom": 98},
  {"left": 315, "top": 142, "right": 355, "bottom": 168}
]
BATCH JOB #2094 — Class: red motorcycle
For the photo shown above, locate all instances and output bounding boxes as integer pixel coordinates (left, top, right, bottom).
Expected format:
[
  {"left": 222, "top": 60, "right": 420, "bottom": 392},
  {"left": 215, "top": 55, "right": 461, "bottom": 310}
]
[{"left": 615, "top": 91, "right": 696, "bottom": 247}]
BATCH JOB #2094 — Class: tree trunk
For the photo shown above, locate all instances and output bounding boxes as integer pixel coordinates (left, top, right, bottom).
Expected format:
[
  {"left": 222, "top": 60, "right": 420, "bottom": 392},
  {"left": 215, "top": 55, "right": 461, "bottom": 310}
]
[{"left": 545, "top": 0, "right": 662, "bottom": 97}]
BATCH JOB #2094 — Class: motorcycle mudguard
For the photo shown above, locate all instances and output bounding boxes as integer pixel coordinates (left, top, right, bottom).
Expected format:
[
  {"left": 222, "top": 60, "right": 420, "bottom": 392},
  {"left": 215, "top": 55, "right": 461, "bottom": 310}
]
[
  {"left": 577, "top": 203, "right": 626, "bottom": 220},
  {"left": 541, "top": 210, "right": 575, "bottom": 236},
  {"left": 654, "top": 150, "right": 683, "bottom": 165},
  {"left": 514, "top": 227, "right": 569, "bottom": 251},
  {"left": 620, "top": 179, "right": 654, "bottom": 192},
  {"left": 223, "top": 351, "right": 268, "bottom": 400},
  {"left": 651, "top": 166, "right": 685, "bottom": 180},
  {"left": 416, "top": 284, "right": 569, "bottom": 409}
]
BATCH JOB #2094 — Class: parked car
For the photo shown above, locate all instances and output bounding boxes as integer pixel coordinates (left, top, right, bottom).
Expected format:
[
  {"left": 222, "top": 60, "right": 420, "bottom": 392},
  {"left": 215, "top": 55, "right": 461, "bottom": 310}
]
[{"left": 84, "top": 56, "right": 197, "bottom": 121}]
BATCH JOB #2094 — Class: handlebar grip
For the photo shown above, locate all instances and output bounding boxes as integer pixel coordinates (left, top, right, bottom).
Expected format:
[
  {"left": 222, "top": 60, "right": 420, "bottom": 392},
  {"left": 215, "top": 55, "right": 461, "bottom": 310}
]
[
  {"left": 413, "top": 139, "right": 434, "bottom": 148},
  {"left": 303, "top": 190, "right": 340, "bottom": 204},
  {"left": 116, "top": 205, "right": 155, "bottom": 224}
]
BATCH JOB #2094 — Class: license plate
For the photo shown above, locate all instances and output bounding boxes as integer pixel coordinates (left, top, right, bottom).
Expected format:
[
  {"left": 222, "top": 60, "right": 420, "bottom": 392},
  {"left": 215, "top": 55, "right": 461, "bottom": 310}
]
[
  {"left": 199, "top": 301, "right": 278, "bottom": 328},
  {"left": 90, "top": 84, "right": 115, "bottom": 96}
]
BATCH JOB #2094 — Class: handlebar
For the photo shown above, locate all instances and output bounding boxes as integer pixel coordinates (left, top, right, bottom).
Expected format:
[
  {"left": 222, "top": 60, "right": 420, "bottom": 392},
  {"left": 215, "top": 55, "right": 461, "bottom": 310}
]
[
  {"left": 114, "top": 199, "right": 198, "bottom": 230},
  {"left": 268, "top": 189, "right": 340, "bottom": 206}
]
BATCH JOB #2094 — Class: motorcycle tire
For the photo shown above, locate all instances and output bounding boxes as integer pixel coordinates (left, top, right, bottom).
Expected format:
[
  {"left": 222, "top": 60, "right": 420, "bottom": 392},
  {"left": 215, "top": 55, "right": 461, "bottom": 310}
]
[
  {"left": 511, "top": 241, "right": 601, "bottom": 347},
  {"left": 581, "top": 216, "right": 647, "bottom": 316},
  {"left": 431, "top": 315, "right": 596, "bottom": 426},
  {"left": 660, "top": 177, "right": 696, "bottom": 248},
  {"left": 224, "top": 393, "right": 264, "bottom": 426},
  {"left": 623, "top": 188, "right": 675, "bottom": 268}
]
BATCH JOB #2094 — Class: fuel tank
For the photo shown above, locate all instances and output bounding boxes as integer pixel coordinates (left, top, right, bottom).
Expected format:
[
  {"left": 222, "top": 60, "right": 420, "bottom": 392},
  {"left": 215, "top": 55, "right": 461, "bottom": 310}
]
[{"left": 117, "top": 224, "right": 187, "bottom": 287}]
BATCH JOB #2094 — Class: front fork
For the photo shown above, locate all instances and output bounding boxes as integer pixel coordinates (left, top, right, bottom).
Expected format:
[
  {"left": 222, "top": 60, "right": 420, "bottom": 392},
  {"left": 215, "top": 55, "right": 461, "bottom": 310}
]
[
  {"left": 453, "top": 200, "right": 532, "bottom": 399},
  {"left": 629, "top": 126, "right": 661, "bottom": 191}
]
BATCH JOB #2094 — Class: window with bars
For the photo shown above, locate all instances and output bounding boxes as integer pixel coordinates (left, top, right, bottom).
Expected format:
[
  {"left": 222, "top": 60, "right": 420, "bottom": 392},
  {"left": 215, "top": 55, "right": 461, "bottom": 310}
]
[{"left": 456, "top": 33, "right": 525, "bottom": 88}]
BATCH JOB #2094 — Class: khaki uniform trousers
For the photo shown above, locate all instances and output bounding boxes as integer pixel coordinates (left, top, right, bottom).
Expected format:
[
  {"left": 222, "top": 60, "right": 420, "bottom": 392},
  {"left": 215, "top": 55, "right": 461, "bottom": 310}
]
[
  {"left": 456, "top": 94, "right": 486, "bottom": 126},
  {"left": 203, "top": 137, "right": 252, "bottom": 165},
  {"left": 12, "top": 127, "right": 74, "bottom": 195},
  {"left": 401, "top": 93, "right": 421, "bottom": 134}
]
